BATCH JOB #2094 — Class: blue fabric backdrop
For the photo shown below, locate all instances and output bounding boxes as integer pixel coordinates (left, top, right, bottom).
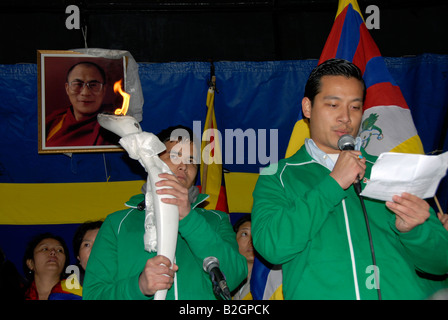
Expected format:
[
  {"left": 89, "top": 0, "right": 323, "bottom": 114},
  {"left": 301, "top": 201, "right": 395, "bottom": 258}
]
[{"left": 1, "top": 54, "right": 447, "bottom": 274}]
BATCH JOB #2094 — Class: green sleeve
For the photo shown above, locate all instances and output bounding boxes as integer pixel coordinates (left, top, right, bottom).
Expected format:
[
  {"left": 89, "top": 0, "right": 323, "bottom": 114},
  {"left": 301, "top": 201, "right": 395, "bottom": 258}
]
[
  {"left": 252, "top": 170, "right": 346, "bottom": 265},
  {"left": 390, "top": 209, "right": 448, "bottom": 276},
  {"left": 82, "top": 215, "right": 151, "bottom": 300},
  {"left": 178, "top": 208, "right": 248, "bottom": 291}
]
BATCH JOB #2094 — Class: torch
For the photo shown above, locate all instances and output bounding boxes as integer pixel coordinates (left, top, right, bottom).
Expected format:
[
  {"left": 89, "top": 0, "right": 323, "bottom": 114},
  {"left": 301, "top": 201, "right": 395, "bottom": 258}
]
[{"left": 97, "top": 80, "right": 179, "bottom": 300}]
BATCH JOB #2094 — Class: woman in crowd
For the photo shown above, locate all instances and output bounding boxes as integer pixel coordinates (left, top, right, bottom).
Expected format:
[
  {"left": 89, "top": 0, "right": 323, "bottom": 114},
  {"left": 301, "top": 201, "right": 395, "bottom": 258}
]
[
  {"left": 22, "top": 232, "right": 81, "bottom": 300},
  {"left": 232, "top": 214, "right": 254, "bottom": 300}
]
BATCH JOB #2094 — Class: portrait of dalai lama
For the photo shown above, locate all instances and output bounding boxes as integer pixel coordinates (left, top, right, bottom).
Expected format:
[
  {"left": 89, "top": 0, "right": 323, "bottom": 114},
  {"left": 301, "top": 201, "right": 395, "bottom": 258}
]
[{"left": 45, "top": 61, "right": 120, "bottom": 148}]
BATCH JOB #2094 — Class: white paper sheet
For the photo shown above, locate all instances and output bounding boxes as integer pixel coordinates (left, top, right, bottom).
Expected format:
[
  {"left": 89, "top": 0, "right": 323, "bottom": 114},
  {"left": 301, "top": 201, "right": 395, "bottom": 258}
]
[{"left": 360, "top": 151, "right": 448, "bottom": 202}]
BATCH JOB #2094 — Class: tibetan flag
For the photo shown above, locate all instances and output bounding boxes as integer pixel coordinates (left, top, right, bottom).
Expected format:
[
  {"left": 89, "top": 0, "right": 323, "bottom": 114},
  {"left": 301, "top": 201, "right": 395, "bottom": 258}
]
[
  {"left": 286, "top": 0, "right": 424, "bottom": 157},
  {"left": 320, "top": 0, "right": 424, "bottom": 155},
  {"left": 200, "top": 76, "right": 223, "bottom": 210}
]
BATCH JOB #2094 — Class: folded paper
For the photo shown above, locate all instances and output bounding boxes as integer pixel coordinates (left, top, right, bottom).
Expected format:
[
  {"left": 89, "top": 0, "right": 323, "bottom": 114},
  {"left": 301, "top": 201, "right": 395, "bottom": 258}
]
[{"left": 361, "top": 151, "right": 448, "bottom": 202}]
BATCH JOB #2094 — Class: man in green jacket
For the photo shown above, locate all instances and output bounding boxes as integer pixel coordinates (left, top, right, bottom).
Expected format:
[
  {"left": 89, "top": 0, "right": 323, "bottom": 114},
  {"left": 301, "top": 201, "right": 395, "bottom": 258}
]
[
  {"left": 252, "top": 59, "right": 448, "bottom": 300},
  {"left": 83, "top": 125, "right": 247, "bottom": 300}
]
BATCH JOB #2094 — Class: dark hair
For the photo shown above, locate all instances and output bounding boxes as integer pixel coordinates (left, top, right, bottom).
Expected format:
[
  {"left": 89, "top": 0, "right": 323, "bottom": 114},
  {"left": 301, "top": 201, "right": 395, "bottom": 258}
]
[
  {"left": 72, "top": 220, "right": 103, "bottom": 258},
  {"left": 233, "top": 214, "right": 251, "bottom": 233},
  {"left": 304, "top": 58, "right": 366, "bottom": 104},
  {"left": 156, "top": 125, "right": 200, "bottom": 165},
  {"left": 66, "top": 61, "right": 106, "bottom": 84},
  {"left": 156, "top": 125, "right": 196, "bottom": 144},
  {"left": 22, "top": 232, "right": 70, "bottom": 281}
]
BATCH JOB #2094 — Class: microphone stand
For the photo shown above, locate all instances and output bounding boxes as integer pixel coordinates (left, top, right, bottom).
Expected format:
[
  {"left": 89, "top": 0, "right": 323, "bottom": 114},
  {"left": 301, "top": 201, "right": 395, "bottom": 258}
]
[
  {"left": 210, "top": 273, "right": 231, "bottom": 301},
  {"left": 356, "top": 187, "right": 382, "bottom": 300},
  {"left": 212, "top": 277, "right": 232, "bottom": 300}
]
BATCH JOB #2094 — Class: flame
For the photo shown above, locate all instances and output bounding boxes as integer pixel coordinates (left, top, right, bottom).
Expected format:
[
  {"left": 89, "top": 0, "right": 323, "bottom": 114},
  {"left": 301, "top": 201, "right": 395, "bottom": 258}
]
[{"left": 113, "top": 79, "right": 130, "bottom": 116}]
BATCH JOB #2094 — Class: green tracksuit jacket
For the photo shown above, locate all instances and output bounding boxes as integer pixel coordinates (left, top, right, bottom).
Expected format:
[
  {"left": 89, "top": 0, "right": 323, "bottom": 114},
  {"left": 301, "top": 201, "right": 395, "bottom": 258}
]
[
  {"left": 252, "top": 145, "right": 448, "bottom": 300},
  {"left": 83, "top": 193, "right": 247, "bottom": 300}
]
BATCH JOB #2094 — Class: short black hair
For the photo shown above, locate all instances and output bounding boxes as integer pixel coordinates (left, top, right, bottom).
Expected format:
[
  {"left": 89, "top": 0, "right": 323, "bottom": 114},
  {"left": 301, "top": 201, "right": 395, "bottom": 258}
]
[
  {"left": 233, "top": 214, "right": 251, "bottom": 233},
  {"left": 304, "top": 58, "right": 366, "bottom": 104},
  {"left": 156, "top": 125, "right": 196, "bottom": 144},
  {"left": 22, "top": 232, "right": 70, "bottom": 281},
  {"left": 72, "top": 220, "right": 103, "bottom": 258},
  {"left": 66, "top": 61, "right": 106, "bottom": 84}
]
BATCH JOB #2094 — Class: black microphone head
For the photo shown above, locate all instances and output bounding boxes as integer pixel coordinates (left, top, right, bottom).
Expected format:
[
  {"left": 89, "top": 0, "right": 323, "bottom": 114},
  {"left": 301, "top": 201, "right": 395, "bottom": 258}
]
[
  {"left": 203, "top": 256, "right": 219, "bottom": 273},
  {"left": 338, "top": 134, "right": 356, "bottom": 151}
]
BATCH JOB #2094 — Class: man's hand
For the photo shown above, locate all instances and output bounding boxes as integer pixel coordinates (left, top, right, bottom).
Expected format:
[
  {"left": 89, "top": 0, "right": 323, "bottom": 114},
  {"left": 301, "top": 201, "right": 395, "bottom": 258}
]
[
  {"left": 138, "top": 255, "right": 178, "bottom": 296},
  {"left": 330, "top": 150, "right": 366, "bottom": 190},
  {"left": 156, "top": 173, "right": 191, "bottom": 220},
  {"left": 386, "top": 192, "right": 430, "bottom": 233}
]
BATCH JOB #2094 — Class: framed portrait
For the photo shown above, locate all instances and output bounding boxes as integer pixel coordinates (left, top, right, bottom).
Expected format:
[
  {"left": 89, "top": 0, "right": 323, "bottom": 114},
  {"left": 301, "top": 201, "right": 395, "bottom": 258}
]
[{"left": 38, "top": 50, "right": 128, "bottom": 153}]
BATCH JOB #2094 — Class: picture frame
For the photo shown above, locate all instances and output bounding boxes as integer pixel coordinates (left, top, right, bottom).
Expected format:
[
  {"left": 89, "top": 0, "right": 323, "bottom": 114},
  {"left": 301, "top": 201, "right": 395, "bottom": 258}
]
[{"left": 38, "top": 50, "right": 127, "bottom": 154}]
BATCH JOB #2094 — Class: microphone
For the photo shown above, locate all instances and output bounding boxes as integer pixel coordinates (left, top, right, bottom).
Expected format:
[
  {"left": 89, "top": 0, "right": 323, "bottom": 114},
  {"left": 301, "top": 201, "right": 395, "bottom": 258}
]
[
  {"left": 337, "top": 134, "right": 362, "bottom": 195},
  {"left": 203, "top": 256, "right": 231, "bottom": 300}
]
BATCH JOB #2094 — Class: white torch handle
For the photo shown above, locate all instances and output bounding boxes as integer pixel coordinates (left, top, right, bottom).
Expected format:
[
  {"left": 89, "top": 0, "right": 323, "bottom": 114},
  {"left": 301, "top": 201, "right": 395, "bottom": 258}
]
[
  {"left": 146, "top": 158, "right": 179, "bottom": 300},
  {"left": 97, "top": 113, "right": 179, "bottom": 301}
]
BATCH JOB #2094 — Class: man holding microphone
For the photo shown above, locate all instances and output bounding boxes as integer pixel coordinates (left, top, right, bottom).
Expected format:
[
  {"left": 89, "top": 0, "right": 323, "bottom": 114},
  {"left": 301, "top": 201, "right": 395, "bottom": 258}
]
[{"left": 252, "top": 58, "right": 448, "bottom": 300}]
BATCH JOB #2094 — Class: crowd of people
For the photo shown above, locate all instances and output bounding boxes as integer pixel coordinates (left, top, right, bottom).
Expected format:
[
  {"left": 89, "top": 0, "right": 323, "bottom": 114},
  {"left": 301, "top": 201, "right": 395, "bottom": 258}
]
[
  {"left": 1, "top": 59, "right": 447, "bottom": 300},
  {"left": 0, "top": 220, "right": 103, "bottom": 300}
]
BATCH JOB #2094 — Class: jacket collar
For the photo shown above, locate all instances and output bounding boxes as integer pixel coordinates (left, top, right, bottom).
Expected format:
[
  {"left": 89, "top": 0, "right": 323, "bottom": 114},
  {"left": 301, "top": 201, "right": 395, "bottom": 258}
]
[{"left": 285, "top": 143, "right": 314, "bottom": 164}]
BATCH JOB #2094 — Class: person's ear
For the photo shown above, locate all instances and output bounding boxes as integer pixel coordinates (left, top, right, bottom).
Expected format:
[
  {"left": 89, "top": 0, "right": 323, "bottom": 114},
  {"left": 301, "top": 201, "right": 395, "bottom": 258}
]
[
  {"left": 302, "top": 97, "right": 312, "bottom": 119},
  {"left": 26, "top": 258, "right": 34, "bottom": 271}
]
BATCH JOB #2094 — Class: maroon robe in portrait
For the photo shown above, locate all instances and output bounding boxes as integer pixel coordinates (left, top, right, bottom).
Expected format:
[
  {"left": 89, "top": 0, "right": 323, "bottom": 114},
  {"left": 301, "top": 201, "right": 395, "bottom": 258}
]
[{"left": 46, "top": 106, "right": 118, "bottom": 147}]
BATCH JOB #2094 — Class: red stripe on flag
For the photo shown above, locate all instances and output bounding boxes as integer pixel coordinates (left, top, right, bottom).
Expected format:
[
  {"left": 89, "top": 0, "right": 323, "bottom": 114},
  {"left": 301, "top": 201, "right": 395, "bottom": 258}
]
[
  {"left": 318, "top": 5, "right": 349, "bottom": 64},
  {"left": 352, "top": 23, "right": 381, "bottom": 74},
  {"left": 364, "top": 82, "right": 409, "bottom": 111},
  {"left": 210, "top": 119, "right": 215, "bottom": 158}
]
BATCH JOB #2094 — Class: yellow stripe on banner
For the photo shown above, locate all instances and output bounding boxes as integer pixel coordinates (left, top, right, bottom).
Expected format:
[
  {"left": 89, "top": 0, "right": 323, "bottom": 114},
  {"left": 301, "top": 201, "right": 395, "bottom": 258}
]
[
  {"left": 224, "top": 172, "right": 259, "bottom": 213},
  {"left": 390, "top": 135, "right": 425, "bottom": 155},
  {"left": 0, "top": 180, "right": 145, "bottom": 225},
  {"left": 285, "top": 119, "right": 310, "bottom": 158}
]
